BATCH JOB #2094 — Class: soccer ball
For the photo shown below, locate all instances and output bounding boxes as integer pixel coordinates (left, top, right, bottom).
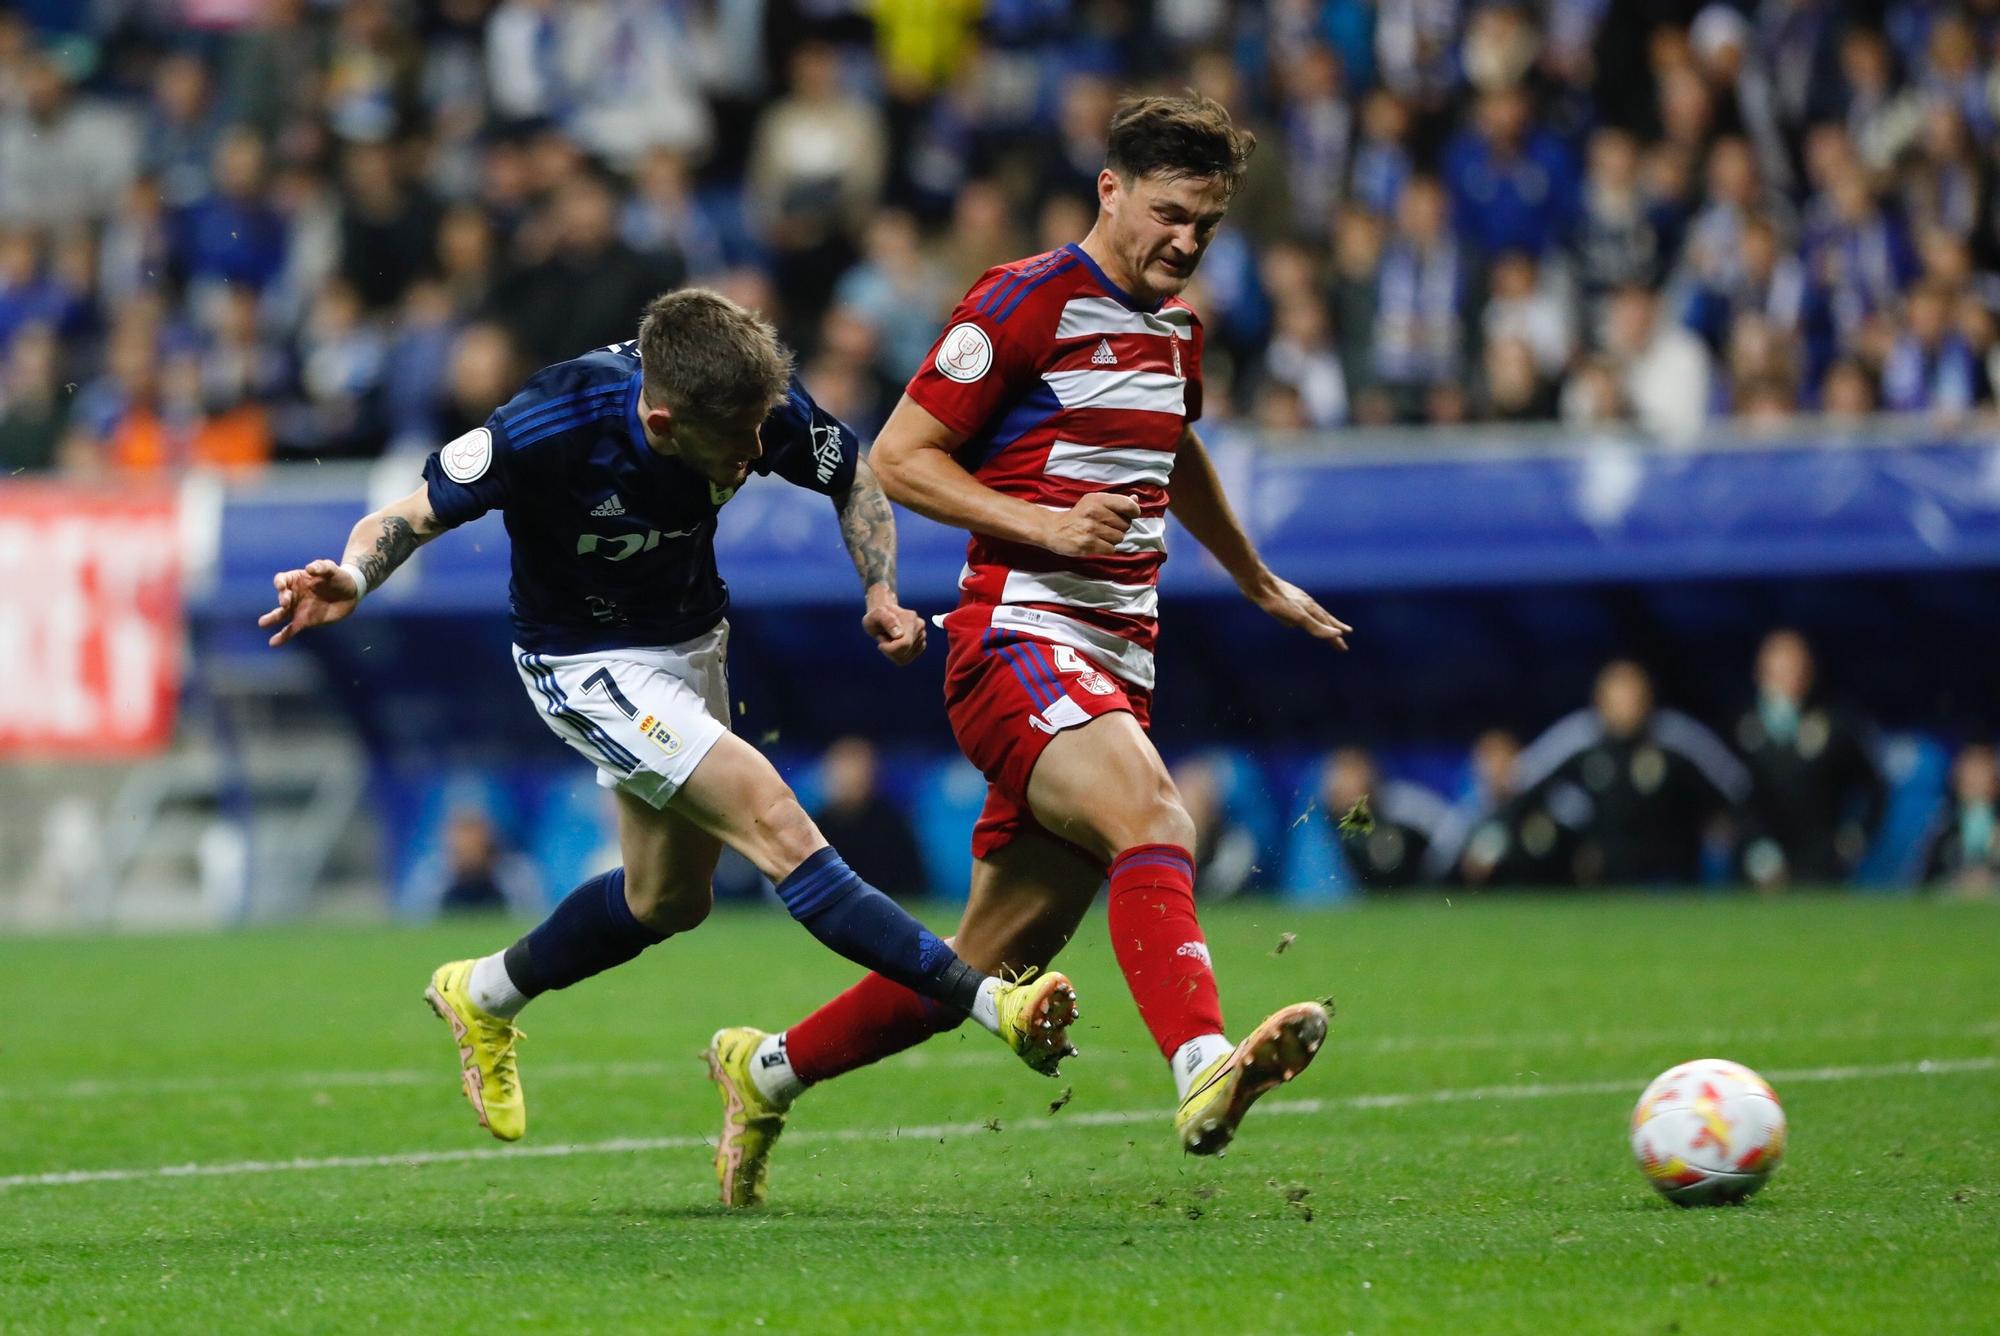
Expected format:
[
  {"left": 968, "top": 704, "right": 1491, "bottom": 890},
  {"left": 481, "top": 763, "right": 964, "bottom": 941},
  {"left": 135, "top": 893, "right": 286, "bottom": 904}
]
[{"left": 1630, "top": 1058, "right": 1787, "bottom": 1206}]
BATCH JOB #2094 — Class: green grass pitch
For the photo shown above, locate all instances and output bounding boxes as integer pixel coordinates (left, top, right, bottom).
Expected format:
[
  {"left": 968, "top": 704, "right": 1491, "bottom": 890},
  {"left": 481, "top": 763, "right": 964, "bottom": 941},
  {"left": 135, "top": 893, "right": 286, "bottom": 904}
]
[{"left": 2, "top": 896, "right": 1995, "bottom": 1334}]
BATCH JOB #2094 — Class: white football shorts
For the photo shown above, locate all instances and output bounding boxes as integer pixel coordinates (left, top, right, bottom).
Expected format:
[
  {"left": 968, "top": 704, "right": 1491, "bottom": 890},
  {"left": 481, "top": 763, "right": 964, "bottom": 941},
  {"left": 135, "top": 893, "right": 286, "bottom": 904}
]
[{"left": 512, "top": 621, "right": 731, "bottom": 809}]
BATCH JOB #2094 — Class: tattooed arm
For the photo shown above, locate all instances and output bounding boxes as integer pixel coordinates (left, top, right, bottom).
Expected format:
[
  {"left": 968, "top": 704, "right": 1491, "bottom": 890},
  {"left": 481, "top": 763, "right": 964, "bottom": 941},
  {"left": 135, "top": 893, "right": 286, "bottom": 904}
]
[
  {"left": 260, "top": 484, "right": 448, "bottom": 646},
  {"left": 833, "top": 454, "right": 928, "bottom": 665}
]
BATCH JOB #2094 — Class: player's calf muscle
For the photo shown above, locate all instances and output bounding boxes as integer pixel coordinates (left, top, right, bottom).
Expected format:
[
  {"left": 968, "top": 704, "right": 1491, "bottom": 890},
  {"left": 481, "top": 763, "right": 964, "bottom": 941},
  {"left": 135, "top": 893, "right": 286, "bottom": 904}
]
[{"left": 622, "top": 874, "right": 713, "bottom": 934}]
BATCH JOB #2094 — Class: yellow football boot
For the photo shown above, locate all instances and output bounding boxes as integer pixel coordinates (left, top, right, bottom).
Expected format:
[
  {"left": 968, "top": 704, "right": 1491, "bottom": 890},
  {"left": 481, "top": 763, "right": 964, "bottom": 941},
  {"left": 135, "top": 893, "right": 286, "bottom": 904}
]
[
  {"left": 991, "top": 968, "right": 1081, "bottom": 1076},
  {"left": 1174, "top": 1000, "right": 1331, "bottom": 1156},
  {"left": 423, "top": 959, "right": 526, "bottom": 1142},
  {"left": 703, "top": 1027, "right": 789, "bottom": 1207}
]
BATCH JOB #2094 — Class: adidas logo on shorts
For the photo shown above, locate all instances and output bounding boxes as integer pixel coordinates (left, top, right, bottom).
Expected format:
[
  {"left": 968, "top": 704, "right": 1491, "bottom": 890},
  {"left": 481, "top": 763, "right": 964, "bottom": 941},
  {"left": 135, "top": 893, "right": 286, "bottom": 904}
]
[
  {"left": 1090, "top": 338, "right": 1117, "bottom": 366},
  {"left": 590, "top": 494, "right": 626, "bottom": 517}
]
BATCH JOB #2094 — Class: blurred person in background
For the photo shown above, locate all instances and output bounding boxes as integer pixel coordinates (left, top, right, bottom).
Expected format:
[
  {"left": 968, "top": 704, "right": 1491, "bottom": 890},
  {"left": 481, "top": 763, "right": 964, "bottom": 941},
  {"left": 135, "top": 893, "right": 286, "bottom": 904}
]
[
  {"left": 1170, "top": 754, "right": 1258, "bottom": 901},
  {"left": 1559, "top": 354, "right": 1629, "bottom": 425},
  {"left": 833, "top": 210, "right": 953, "bottom": 384},
  {"left": 1923, "top": 743, "right": 1999, "bottom": 897},
  {"left": 1328, "top": 204, "right": 1386, "bottom": 420},
  {"left": 1317, "top": 746, "right": 1449, "bottom": 891},
  {"left": 494, "top": 171, "right": 680, "bottom": 369},
  {"left": 1262, "top": 292, "right": 1348, "bottom": 428},
  {"left": 811, "top": 737, "right": 928, "bottom": 902},
  {"left": 175, "top": 127, "right": 290, "bottom": 308},
  {"left": 1443, "top": 84, "right": 1580, "bottom": 261},
  {"left": 1478, "top": 334, "right": 1557, "bottom": 421},
  {"left": 1732, "top": 629, "right": 1885, "bottom": 889},
  {"left": 0, "top": 55, "right": 137, "bottom": 226},
  {"left": 1427, "top": 729, "right": 1583, "bottom": 887},
  {"left": 1575, "top": 127, "right": 1665, "bottom": 307},
  {"left": 1881, "top": 280, "right": 1984, "bottom": 416},
  {"left": 1513, "top": 660, "right": 1750, "bottom": 887},
  {"left": 1372, "top": 175, "right": 1465, "bottom": 420},
  {"left": 141, "top": 50, "right": 221, "bottom": 211},
  {"left": 291, "top": 276, "right": 386, "bottom": 458},
  {"left": 1602, "top": 282, "right": 1712, "bottom": 440},
  {"left": 414, "top": 806, "right": 544, "bottom": 916},
  {"left": 336, "top": 140, "right": 440, "bottom": 313},
  {"left": 1276, "top": 43, "right": 1353, "bottom": 238},
  {"left": 1480, "top": 250, "right": 1573, "bottom": 379},
  {"left": 0, "top": 228, "right": 90, "bottom": 353},
  {"left": 1682, "top": 212, "right": 1806, "bottom": 356},
  {"left": 1349, "top": 88, "right": 1413, "bottom": 218},
  {"left": 433, "top": 202, "right": 499, "bottom": 319},
  {"left": 430, "top": 320, "right": 518, "bottom": 443},
  {"left": 1818, "top": 354, "right": 1878, "bottom": 417},
  {"left": 0, "top": 321, "right": 67, "bottom": 472},
  {"left": 619, "top": 147, "right": 727, "bottom": 283},
  {"left": 747, "top": 41, "right": 889, "bottom": 325}
]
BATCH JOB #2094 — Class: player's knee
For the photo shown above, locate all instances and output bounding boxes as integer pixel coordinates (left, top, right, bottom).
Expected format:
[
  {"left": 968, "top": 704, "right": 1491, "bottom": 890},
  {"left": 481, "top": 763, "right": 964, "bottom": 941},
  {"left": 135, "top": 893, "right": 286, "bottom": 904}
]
[
  {"left": 1125, "top": 787, "right": 1197, "bottom": 855},
  {"left": 624, "top": 872, "right": 713, "bottom": 935},
  {"left": 751, "top": 789, "right": 825, "bottom": 880}
]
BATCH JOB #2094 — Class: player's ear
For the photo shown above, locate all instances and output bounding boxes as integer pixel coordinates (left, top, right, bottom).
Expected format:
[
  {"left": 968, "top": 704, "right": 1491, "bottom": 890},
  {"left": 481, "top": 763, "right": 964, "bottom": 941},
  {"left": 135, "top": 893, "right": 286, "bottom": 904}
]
[
  {"left": 641, "top": 399, "right": 675, "bottom": 443},
  {"left": 1097, "top": 167, "right": 1123, "bottom": 214}
]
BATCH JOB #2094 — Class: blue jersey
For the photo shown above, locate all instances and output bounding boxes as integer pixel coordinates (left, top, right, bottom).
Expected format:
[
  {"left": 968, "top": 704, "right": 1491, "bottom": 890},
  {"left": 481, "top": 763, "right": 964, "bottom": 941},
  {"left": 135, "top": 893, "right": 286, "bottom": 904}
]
[{"left": 421, "top": 340, "right": 858, "bottom": 654}]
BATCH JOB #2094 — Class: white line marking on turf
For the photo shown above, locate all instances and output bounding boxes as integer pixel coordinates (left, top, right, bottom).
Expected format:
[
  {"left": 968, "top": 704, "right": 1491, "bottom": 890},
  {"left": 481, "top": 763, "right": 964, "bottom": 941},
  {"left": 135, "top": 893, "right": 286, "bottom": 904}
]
[
  {"left": 4, "top": 1018, "right": 1994, "bottom": 1103},
  {"left": 2, "top": 1056, "right": 1992, "bottom": 1193}
]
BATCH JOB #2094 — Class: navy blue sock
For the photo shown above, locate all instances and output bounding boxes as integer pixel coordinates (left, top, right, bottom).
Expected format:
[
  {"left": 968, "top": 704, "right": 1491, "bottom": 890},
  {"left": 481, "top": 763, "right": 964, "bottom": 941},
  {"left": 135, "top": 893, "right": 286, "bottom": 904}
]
[
  {"left": 503, "top": 868, "right": 667, "bottom": 997},
  {"left": 775, "top": 848, "right": 986, "bottom": 1011}
]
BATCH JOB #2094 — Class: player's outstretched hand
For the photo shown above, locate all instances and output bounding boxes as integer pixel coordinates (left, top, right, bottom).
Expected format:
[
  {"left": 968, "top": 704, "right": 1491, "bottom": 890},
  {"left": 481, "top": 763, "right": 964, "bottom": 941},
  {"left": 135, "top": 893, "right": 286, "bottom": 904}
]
[
  {"left": 1247, "top": 572, "right": 1351, "bottom": 649},
  {"left": 1043, "top": 491, "right": 1140, "bottom": 557},
  {"left": 863, "top": 596, "right": 928, "bottom": 665},
  {"left": 260, "top": 559, "right": 362, "bottom": 647}
]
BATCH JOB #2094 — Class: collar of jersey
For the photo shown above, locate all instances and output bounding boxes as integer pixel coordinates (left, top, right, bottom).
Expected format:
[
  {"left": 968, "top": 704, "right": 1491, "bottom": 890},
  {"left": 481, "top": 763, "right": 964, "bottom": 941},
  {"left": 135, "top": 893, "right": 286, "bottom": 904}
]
[{"left": 1063, "top": 242, "right": 1163, "bottom": 314}]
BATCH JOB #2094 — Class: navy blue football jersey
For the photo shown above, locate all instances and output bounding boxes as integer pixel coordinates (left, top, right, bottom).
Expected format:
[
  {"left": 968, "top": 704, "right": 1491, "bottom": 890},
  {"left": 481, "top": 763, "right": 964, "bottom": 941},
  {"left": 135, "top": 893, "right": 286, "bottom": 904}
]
[{"left": 422, "top": 340, "right": 859, "bottom": 654}]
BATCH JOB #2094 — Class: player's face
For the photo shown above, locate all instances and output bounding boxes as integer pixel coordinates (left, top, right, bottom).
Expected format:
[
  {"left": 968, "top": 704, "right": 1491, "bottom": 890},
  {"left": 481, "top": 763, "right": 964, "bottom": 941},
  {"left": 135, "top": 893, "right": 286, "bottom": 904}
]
[
  {"left": 1108, "top": 169, "right": 1231, "bottom": 300},
  {"left": 671, "top": 409, "right": 766, "bottom": 488}
]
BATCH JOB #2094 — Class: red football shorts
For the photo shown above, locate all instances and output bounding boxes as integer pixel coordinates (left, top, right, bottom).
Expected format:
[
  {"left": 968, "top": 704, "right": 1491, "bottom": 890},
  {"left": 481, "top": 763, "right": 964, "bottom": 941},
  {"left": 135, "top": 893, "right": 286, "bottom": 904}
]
[{"left": 940, "top": 605, "right": 1153, "bottom": 859}]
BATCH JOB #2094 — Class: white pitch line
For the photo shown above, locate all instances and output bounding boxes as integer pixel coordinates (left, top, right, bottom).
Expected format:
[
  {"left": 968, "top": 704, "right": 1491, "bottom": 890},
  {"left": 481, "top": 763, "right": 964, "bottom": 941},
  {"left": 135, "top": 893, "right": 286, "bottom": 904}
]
[
  {"left": 4, "top": 1018, "right": 1994, "bottom": 1104},
  {"left": 2, "top": 1056, "right": 1992, "bottom": 1194}
]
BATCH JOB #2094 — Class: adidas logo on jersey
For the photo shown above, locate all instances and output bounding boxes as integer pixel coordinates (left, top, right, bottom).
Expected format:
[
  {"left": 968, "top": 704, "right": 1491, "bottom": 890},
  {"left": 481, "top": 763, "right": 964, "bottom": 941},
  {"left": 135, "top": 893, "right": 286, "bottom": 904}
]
[
  {"left": 1090, "top": 338, "right": 1117, "bottom": 366},
  {"left": 590, "top": 494, "right": 626, "bottom": 517}
]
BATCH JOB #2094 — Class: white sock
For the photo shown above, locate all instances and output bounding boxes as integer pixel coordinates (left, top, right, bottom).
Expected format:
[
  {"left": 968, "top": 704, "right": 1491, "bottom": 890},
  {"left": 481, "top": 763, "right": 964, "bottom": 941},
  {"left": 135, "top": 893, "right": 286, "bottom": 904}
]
[
  {"left": 969, "top": 977, "right": 1004, "bottom": 1036},
  {"left": 467, "top": 951, "right": 529, "bottom": 1020},
  {"left": 748, "top": 1031, "right": 804, "bottom": 1107},
  {"left": 1171, "top": 1033, "right": 1234, "bottom": 1101}
]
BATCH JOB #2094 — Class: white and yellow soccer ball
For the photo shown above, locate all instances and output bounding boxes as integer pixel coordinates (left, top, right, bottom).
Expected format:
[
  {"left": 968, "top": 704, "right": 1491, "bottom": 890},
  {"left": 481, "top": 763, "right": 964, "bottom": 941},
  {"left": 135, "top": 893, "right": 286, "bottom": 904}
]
[{"left": 1631, "top": 1058, "right": 1787, "bottom": 1206}]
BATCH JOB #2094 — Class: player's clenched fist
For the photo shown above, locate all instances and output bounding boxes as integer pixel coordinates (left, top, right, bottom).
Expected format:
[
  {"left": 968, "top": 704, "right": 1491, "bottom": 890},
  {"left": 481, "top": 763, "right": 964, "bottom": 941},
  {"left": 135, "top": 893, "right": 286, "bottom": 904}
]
[
  {"left": 259, "top": 559, "right": 361, "bottom": 646},
  {"left": 1042, "top": 491, "right": 1141, "bottom": 557},
  {"left": 862, "top": 596, "right": 928, "bottom": 665}
]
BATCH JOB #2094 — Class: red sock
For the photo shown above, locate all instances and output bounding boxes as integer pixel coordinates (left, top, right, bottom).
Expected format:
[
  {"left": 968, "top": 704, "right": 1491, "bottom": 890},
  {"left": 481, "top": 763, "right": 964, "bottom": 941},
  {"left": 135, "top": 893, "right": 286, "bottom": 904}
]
[
  {"left": 784, "top": 971, "right": 964, "bottom": 1085},
  {"left": 1107, "top": 843, "right": 1225, "bottom": 1059}
]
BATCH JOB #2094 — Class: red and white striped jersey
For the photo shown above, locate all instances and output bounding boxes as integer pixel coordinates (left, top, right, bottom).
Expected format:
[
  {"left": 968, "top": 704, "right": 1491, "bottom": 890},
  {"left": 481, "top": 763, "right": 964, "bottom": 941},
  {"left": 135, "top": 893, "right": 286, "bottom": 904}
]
[{"left": 905, "top": 243, "right": 1204, "bottom": 693}]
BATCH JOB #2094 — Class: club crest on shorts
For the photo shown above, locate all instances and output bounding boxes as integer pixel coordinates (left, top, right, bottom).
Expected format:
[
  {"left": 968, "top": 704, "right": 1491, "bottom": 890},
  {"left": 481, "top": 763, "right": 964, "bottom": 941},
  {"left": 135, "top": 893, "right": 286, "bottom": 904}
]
[
  {"left": 1076, "top": 670, "right": 1116, "bottom": 696},
  {"left": 636, "top": 713, "right": 683, "bottom": 757}
]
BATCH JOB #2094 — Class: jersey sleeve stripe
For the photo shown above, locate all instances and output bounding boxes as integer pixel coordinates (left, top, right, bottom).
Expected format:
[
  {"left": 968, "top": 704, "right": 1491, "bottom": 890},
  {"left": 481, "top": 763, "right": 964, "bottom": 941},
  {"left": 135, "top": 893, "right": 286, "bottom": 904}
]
[
  {"left": 501, "top": 384, "right": 627, "bottom": 436},
  {"left": 992, "top": 257, "right": 1080, "bottom": 324},
  {"left": 512, "top": 400, "right": 631, "bottom": 451},
  {"left": 1043, "top": 440, "right": 1178, "bottom": 487},
  {"left": 976, "top": 250, "right": 1066, "bottom": 317}
]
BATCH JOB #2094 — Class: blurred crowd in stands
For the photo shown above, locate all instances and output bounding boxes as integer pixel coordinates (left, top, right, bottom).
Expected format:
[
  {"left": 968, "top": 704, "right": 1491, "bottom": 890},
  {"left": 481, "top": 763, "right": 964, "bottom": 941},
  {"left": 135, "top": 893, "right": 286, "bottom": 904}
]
[
  {"left": 419, "top": 627, "right": 1996, "bottom": 909},
  {"left": 6, "top": 1, "right": 2000, "bottom": 476}
]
